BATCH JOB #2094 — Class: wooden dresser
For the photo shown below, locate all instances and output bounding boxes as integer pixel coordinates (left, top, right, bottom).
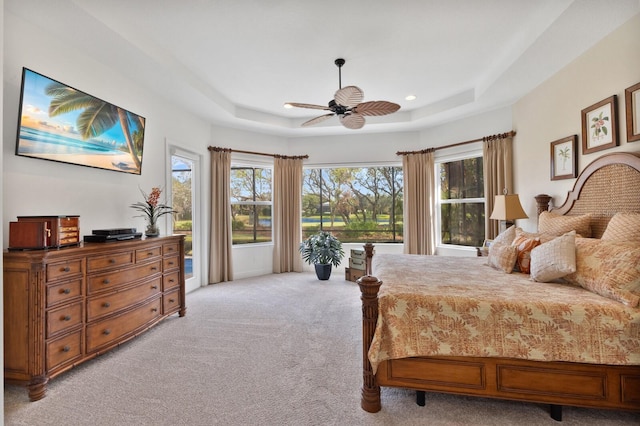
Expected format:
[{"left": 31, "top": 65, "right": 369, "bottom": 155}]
[{"left": 3, "top": 235, "right": 186, "bottom": 401}]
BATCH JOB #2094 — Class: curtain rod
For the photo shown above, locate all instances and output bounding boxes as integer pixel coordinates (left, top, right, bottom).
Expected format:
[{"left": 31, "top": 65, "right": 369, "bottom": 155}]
[
  {"left": 208, "top": 146, "right": 308, "bottom": 160},
  {"left": 396, "top": 131, "right": 516, "bottom": 156}
]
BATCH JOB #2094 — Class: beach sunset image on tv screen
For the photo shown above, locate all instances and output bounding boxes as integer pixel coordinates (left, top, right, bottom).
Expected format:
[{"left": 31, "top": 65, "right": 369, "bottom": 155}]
[{"left": 15, "top": 68, "right": 146, "bottom": 175}]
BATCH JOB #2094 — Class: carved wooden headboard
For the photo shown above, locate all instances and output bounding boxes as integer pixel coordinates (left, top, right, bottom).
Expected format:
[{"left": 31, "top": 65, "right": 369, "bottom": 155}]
[{"left": 536, "top": 152, "right": 640, "bottom": 238}]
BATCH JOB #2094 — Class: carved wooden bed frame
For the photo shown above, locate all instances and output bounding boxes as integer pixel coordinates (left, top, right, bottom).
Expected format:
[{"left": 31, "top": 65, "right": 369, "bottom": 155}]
[{"left": 358, "top": 152, "right": 640, "bottom": 420}]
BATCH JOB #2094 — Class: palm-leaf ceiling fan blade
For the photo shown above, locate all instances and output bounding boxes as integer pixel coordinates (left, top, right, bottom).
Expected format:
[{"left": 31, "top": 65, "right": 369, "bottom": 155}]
[
  {"left": 334, "top": 86, "right": 363, "bottom": 107},
  {"left": 302, "top": 113, "right": 335, "bottom": 127},
  {"left": 340, "top": 113, "right": 365, "bottom": 129},
  {"left": 353, "top": 101, "right": 401, "bottom": 116},
  {"left": 287, "top": 102, "right": 331, "bottom": 110}
]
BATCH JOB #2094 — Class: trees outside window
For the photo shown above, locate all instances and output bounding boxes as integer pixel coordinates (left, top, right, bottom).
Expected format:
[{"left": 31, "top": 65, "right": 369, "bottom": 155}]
[
  {"left": 231, "top": 167, "right": 272, "bottom": 244},
  {"left": 302, "top": 166, "right": 403, "bottom": 243},
  {"left": 438, "top": 156, "right": 485, "bottom": 247}
]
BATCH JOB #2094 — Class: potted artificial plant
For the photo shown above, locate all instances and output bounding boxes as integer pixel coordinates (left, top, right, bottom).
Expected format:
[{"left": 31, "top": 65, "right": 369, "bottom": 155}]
[{"left": 299, "top": 231, "right": 345, "bottom": 280}]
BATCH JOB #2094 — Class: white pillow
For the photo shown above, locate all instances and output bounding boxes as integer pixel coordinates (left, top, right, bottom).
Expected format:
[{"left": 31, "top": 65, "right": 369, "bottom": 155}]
[{"left": 529, "top": 231, "right": 576, "bottom": 283}]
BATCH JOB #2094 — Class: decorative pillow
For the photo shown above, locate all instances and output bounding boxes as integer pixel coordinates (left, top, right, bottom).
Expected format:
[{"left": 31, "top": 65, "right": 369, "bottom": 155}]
[
  {"left": 529, "top": 231, "right": 576, "bottom": 282},
  {"left": 487, "top": 242, "right": 518, "bottom": 273},
  {"left": 601, "top": 212, "right": 640, "bottom": 242},
  {"left": 493, "top": 225, "right": 516, "bottom": 245},
  {"left": 512, "top": 233, "right": 541, "bottom": 274},
  {"left": 563, "top": 238, "right": 640, "bottom": 307},
  {"left": 538, "top": 211, "right": 591, "bottom": 237},
  {"left": 514, "top": 228, "right": 556, "bottom": 244}
]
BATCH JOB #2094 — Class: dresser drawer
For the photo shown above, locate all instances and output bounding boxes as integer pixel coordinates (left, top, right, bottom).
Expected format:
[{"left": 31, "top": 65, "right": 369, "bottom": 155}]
[
  {"left": 46, "top": 278, "right": 83, "bottom": 308},
  {"left": 46, "top": 302, "right": 83, "bottom": 337},
  {"left": 87, "top": 260, "right": 162, "bottom": 294},
  {"left": 163, "top": 242, "right": 180, "bottom": 256},
  {"left": 87, "top": 251, "right": 134, "bottom": 272},
  {"left": 163, "top": 256, "right": 180, "bottom": 272},
  {"left": 87, "top": 277, "right": 162, "bottom": 321},
  {"left": 46, "top": 259, "right": 83, "bottom": 283},
  {"left": 136, "top": 246, "right": 162, "bottom": 262},
  {"left": 46, "top": 330, "right": 83, "bottom": 371},
  {"left": 163, "top": 289, "right": 181, "bottom": 315},
  {"left": 86, "top": 296, "right": 162, "bottom": 353},
  {"left": 163, "top": 271, "right": 180, "bottom": 291}
]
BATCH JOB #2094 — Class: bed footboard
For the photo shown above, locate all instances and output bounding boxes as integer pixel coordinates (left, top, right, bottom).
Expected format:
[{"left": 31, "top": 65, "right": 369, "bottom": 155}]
[{"left": 357, "top": 243, "right": 640, "bottom": 418}]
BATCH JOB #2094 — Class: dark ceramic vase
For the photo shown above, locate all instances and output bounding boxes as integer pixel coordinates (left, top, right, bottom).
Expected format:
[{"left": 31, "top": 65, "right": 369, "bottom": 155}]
[{"left": 314, "top": 263, "right": 332, "bottom": 280}]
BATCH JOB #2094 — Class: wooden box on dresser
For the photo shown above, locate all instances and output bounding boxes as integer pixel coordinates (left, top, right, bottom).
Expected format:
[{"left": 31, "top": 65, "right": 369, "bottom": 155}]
[{"left": 3, "top": 235, "right": 186, "bottom": 401}]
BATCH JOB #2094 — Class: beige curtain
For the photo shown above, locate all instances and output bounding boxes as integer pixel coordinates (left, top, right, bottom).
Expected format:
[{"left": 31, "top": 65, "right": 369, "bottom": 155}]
[
  {"left": 209, "top": 148, "right": 233, "bottom": 283},
  {"left": 272, "top": 156, "right": 304, "bottom": 273},
  {"left": 483, "top": 134, "right": 514, "bottom": 239},
  {"left": 402, "top": 149, "right": 436, "bottom": 255}
]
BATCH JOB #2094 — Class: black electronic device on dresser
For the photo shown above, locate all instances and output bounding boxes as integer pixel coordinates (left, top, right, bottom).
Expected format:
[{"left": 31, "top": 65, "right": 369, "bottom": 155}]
[{"left": 84, "top": 228, "right": 142, "bottom": 243}]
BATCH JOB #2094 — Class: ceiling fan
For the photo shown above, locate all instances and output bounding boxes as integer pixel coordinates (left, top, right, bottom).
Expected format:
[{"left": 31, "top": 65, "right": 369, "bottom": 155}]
[{"left": 286, "top": 58, "right": 400, "bottom": 129}]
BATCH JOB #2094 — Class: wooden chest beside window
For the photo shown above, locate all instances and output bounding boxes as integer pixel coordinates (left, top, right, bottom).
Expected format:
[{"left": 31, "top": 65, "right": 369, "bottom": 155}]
[{"left": 3, "top": 235, "right": 186, "bottom": 401}]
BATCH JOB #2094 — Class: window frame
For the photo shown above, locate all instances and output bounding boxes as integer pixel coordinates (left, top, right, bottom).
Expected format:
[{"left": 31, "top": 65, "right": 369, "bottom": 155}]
[
  {"left": 230, "top": 164, "right": 273, "bottom": 246},
  {"left": 301, "top": 163, "right": 404, "bottom": 244},
  {"left": 435, "top": 147, "right": 485, "bottom": 249}
]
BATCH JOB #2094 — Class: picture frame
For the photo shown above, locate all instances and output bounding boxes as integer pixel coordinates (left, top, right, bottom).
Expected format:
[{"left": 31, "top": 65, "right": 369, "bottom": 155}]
[
  {"left": 625, "top": 81, "right": 640, "bottom": 142},
  {"left": 550, "top": 135, "right": 577, "bottom": 180},
  {"left": 581, "top": 95, "right": 618, "bottom": 154},
  {"left": 15, "top": 68, "right": 146, "bottom": 175}
]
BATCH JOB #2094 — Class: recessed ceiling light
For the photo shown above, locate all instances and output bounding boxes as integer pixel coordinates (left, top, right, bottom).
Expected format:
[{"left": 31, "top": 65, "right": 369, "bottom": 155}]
[
  {"left": 405, "top": 95, "right": 417, "bottom": 101},
  {"left": 283, "top": 103, "right": 293, "bottom": 109}
]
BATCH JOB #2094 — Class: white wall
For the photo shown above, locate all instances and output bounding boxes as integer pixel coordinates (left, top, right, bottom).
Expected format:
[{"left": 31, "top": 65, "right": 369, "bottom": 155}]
[
  {"left": 2, "top": 12, "right": 211, "bottom": 247},
  {"left": 513, "top": 13, "right": 640, "bottom": 232}
]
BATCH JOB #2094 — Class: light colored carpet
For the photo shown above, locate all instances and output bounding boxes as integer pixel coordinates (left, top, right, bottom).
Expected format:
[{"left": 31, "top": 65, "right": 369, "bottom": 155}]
[{"left": 4, "top": 272, "right": 639, "bottom": 425}]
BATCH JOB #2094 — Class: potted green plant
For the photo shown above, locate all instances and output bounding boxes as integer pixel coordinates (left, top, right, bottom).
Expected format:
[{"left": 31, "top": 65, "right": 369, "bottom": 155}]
[{"left": 299, "top": 231, "right": 345, "bottom": 280}]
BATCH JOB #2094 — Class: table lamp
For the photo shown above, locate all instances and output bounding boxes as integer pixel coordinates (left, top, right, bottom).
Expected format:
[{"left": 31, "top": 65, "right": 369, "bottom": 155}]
[{"left": 489, "top": 193, "right": 528, "bottom": 233}]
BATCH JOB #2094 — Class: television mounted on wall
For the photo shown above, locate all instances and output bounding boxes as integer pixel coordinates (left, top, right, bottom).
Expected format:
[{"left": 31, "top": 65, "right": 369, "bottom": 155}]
[{"left": 15, "top": 68, "right": 146, "bottom": 175}]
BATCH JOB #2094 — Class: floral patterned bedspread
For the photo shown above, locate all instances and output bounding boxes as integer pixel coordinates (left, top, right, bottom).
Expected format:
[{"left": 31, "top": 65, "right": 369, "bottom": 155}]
[{"left": 368, "top": 254, "right": 640, "bottom": 373}]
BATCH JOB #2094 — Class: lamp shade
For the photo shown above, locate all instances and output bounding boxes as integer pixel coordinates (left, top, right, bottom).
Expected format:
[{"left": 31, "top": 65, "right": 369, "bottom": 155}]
[{"left": 489, "top": 194, "right": 528, "bottom": 221}]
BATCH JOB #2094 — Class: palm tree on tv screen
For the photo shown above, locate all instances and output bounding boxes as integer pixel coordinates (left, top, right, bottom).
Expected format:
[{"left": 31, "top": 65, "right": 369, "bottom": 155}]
[{"left": 45, "top": 82, "right": 143, "bottom": 170}]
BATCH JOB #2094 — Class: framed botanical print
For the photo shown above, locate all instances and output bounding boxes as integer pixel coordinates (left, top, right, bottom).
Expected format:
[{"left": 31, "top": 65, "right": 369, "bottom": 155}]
[
  {"left": 550, "top": 135, "right": 577, "bottom": 180},
  {"left": 581, "top": 95, "right": 618, "bottom": 154},
  {"left": 625, "top": 82, "right": 640, "bottom": 142}
]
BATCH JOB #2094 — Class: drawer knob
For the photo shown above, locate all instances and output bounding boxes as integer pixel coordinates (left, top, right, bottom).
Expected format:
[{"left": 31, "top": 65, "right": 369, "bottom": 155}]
[
  {"left": 62, "top": 345, "right": 71, "bottom": 353},
  {"left": 103, "top": 329, "right": 111, "bottom": 335},
  {"left": 168, "top": 262, "right": 174, "bottom": 266},
  {"left": 102, "top": 302, "right": 111, "bottom": 308},
  {"left": 63, "top": 266, "right": 71, "bottom": 272},
  {"left": 169, "top": 298, "right": 175, "bottom": 303},
  {"left": 103, "top": 279, "right": 110, "bottom": 284},
  {"left": 151, "top": 285, "right": 158, "bottom": 290},
  {"left": 109, "top": 259, "right": 116, "bottom": 264},
  {"left": 63, "top": 315, "right": 71, "bottom": 321},
  {"left": 151, "top": 308, "right": 158, "bottom": 312},
  {"left": 61, "top": 288, "right": 71, "bottom": 294},
  {"left": 169, "top": 279, "right": 175, "bottom": 283},
  {"left": 151, "top": 267, "right": 158, "bottom": 271},
  {"left": 147, "top": 252, "right": 154, "bottom": 256}
]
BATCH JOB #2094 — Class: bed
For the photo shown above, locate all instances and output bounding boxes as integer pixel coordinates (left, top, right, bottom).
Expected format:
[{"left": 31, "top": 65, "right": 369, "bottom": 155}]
[{"left": 358, "top": 152, "right": 640, "bottom": 420}]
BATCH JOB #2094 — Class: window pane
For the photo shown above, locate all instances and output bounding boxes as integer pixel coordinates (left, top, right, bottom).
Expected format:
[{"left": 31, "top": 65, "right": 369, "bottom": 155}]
[
  {"left": 231, "top": 204, "right": 272, "bottom": 244},
  {"left": 441, "top": 202, "right": 485, "bottom": 247},
  {"left": 302, "top": 166, "right": 403, "bottom": 243},
  {"left": 440, "top": 158, "right": 483, "bottom": 200},
  {"left": 231, "top": 166, "right": 272, "bottom": 245},
  {"left": 172, "top": 155, "right": 193, "bottom": 279},
  {"left": 439, "top": 156, "right": 485, "bottom": 247}
]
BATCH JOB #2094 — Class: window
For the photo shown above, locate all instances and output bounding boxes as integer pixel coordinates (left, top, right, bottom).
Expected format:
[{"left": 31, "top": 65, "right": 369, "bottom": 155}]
[
  {"left": 438, "top": 155, "right": 485, "bottom": 247},
  {"left": 302, "top": 166, "right": 403, "bottom": 243},
  {"left": 231, "top": 167, "right": 272, "bottom": 244}
]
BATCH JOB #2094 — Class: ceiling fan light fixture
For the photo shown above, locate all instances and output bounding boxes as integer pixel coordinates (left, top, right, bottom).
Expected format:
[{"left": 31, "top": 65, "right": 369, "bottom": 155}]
[
  {"left": 283, "top": 103, "right": 293, "bottom": 109},
  {"left": 285, "top": 58, "right": 400, "bottom": 129}
]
